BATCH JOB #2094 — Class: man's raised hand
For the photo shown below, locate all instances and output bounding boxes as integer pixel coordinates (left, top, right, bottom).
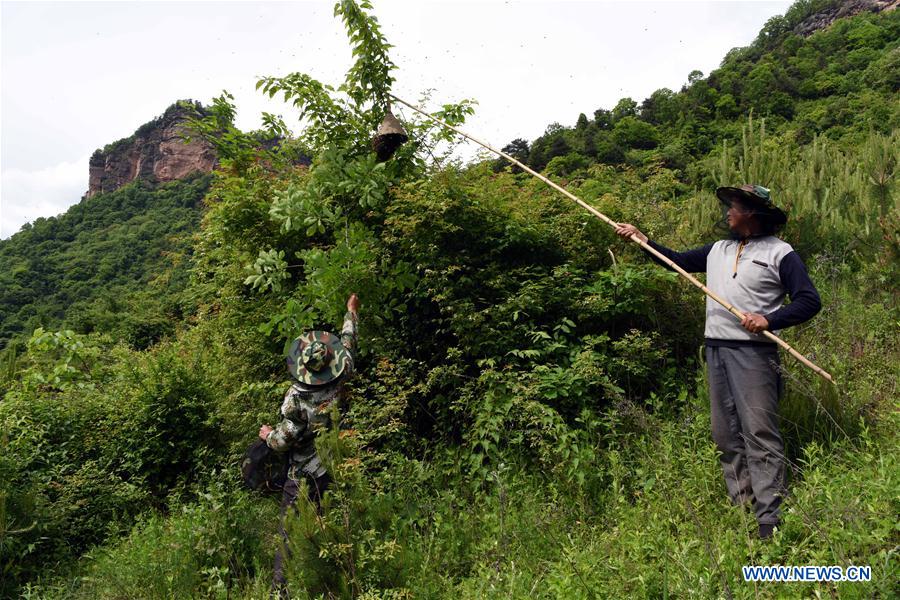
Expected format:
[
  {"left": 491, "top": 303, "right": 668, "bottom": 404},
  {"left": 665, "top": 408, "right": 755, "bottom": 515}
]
[{"left": 347, "top": 293, "right": 360, "bottom": 313}]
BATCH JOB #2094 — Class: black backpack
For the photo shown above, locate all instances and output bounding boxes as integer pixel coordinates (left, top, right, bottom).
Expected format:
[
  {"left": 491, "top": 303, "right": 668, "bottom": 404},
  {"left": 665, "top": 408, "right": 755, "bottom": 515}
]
[{"left": 241, "top": 439, "right": 289, "bottom": 493}]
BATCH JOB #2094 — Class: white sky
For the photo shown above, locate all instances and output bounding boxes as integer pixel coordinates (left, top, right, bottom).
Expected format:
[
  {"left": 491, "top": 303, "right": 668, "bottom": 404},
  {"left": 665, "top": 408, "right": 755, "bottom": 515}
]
[{"left": 0, "top": 0, "right": 792, "bottom": 239}]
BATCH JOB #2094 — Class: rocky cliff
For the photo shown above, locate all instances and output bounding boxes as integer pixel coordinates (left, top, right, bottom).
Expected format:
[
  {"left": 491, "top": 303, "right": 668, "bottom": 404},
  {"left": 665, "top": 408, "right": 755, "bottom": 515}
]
[
  {"left": 86, "top": 101, "right": 217, "bottom": 198},
  {"left": 794, "top": 0, "right": 898, "bottom": 36}
]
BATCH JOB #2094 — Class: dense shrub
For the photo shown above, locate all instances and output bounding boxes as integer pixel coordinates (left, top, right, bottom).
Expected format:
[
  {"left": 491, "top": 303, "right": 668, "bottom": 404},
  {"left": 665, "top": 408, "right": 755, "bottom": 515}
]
[
  {"left": 0, "top": 334, "right": 224, "bottom": 594},
  {"left": 24, "top": 474, "right": 276, "bottom": 600}
]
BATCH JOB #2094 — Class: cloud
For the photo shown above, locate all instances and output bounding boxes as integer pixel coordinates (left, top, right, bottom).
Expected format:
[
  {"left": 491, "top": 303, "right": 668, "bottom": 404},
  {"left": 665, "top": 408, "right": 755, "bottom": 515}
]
[{"left": 0, "top": 155, "right": 90, "bottom": 239}]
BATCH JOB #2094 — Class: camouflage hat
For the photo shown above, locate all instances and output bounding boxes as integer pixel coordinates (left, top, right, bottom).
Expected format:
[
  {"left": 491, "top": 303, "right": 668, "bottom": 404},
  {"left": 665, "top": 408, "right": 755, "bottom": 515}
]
[
  {"left": 716, "top": 184, "right": 787, "bottom": 226},
  {"left": 286, "top": 330, "right": 350, "bottom": 386}
]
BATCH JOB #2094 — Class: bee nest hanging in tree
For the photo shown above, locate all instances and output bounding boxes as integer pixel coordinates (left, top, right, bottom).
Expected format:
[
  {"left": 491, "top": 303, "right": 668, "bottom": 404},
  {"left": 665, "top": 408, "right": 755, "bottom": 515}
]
[{"left": 371, "top": 107, "right": 408, "bottom": 161}]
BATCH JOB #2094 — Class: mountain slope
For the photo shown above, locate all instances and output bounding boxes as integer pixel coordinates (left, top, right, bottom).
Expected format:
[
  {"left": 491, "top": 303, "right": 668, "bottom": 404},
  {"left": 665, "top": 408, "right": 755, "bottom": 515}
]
[
  {"left": 516, "top": 1, "right": 899, "bottom": 174},
  {"left": 0, "top": 173, "right": 211, "bottom": 349}
]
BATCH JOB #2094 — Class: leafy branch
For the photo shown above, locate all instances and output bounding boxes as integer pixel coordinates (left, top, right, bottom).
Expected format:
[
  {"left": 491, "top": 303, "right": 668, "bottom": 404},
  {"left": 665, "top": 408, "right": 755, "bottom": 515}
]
[{"left": 334, "top": 0, "right": 397, "bottom": 115}]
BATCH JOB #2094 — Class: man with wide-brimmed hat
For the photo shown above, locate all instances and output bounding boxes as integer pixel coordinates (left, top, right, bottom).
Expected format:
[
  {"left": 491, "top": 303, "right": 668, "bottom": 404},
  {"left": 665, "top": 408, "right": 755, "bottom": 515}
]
[
  {"left": 259, "top": 292, "right": 360, "bottom": 591},
  {"left": 615, "top": 184, "right": 821, "bottom": 540}
]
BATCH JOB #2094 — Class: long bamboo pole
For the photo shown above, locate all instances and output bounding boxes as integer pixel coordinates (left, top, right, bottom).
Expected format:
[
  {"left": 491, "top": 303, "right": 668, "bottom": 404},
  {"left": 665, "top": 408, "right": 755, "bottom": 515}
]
[{"left": 389, "top": 93, "right": 834, "bottom": 384}]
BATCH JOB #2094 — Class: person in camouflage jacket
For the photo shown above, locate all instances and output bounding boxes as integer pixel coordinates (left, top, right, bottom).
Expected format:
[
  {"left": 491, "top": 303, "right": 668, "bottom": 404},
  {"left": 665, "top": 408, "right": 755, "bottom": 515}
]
[{"left": 259, "top": 292, "right": 359, "bottom": 592}]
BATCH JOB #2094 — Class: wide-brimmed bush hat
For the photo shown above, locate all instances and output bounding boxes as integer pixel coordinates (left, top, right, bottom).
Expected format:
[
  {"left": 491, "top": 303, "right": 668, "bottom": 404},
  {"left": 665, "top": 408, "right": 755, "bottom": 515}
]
[
  {"left": 716, "top": 184, "right": 787, "bottom": 226},
  {"left": 286, "top": 330, "right": 350, "bottom": 386}
]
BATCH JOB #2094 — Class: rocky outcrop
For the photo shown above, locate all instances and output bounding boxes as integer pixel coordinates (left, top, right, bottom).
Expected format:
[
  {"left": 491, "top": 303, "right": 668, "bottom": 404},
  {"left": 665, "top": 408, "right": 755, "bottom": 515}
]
[
  {"left": 794, "top": 0, "right": 899, "bottom": 37},
  {"left": 86, "top": 101, "right": 217, "bottom": 198}
]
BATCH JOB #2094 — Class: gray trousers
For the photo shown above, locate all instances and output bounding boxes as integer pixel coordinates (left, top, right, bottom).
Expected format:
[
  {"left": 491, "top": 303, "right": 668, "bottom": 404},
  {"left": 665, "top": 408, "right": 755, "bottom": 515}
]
[{"left": 706, "top": 344, "right": 785, "bottom": 525}]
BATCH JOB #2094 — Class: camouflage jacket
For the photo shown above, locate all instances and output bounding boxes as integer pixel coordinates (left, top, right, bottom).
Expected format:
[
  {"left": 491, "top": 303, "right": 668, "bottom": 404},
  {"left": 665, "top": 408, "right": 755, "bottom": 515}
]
[{"left": 266, "top": 311, "right": 358, "bottom": 479}]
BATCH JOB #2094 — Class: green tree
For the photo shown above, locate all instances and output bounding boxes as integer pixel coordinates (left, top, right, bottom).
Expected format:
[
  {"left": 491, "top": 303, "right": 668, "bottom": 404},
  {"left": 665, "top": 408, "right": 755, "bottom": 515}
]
[
  {"left": 640, "top": 88, "right": 681, "bottom": 126},
  {"left": 611, "top": 97, "right": 638, "bottom": 122},
  {"left": 494, "top": 138, "right": 530, "bottom": 173},
  {"left": 593, "top": 108, "right": 613, "bottom": 130},
  {"left": 613, "top": 116, "right": 660, "bottom": 150}
]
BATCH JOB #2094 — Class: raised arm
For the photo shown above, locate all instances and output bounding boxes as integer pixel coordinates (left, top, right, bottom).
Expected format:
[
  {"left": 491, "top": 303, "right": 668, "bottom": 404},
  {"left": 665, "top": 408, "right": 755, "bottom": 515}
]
[
  {"left": 614, "top": 223, "right": 712, "bottom": 273},
  {"left": 341, "top": 293, "right": 360, "bottom": 360}
]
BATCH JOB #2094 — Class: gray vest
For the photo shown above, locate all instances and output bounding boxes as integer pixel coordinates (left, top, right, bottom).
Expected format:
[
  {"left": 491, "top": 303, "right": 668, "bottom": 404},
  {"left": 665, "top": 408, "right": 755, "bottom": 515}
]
[{"left": 705, "top": 236, "right": 794, "bottom": 342}]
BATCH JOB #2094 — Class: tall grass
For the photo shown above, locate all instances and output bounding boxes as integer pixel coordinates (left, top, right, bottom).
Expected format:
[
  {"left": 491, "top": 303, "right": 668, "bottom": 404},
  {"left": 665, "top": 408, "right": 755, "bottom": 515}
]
[{"left": 689, "top": 118, "right": 898, "bottom": 262}]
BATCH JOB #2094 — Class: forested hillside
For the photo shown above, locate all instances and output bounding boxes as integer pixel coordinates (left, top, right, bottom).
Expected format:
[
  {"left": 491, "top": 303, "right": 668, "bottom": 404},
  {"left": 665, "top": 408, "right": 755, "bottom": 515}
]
[
  {"left": 516, "top": 0, "right": 899, "bottom": 175},
  {"left": 0, "top": 174, "right": 211, "bottom": 350},
  {"left": 1, "top": 1, "right": 896, "bottom": 598}
]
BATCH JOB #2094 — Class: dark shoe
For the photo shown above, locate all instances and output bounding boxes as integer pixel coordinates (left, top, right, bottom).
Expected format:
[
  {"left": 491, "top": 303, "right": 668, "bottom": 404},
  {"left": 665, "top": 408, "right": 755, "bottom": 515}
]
[{"left": 758, "top": 523, "right": 778, "bottom": 540}]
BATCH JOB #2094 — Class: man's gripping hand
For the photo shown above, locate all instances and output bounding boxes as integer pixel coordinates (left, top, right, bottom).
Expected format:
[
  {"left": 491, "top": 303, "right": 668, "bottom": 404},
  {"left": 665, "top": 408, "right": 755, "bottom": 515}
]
[{"left": 740, "top": 313, "right": 769, "bottom": 334}]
